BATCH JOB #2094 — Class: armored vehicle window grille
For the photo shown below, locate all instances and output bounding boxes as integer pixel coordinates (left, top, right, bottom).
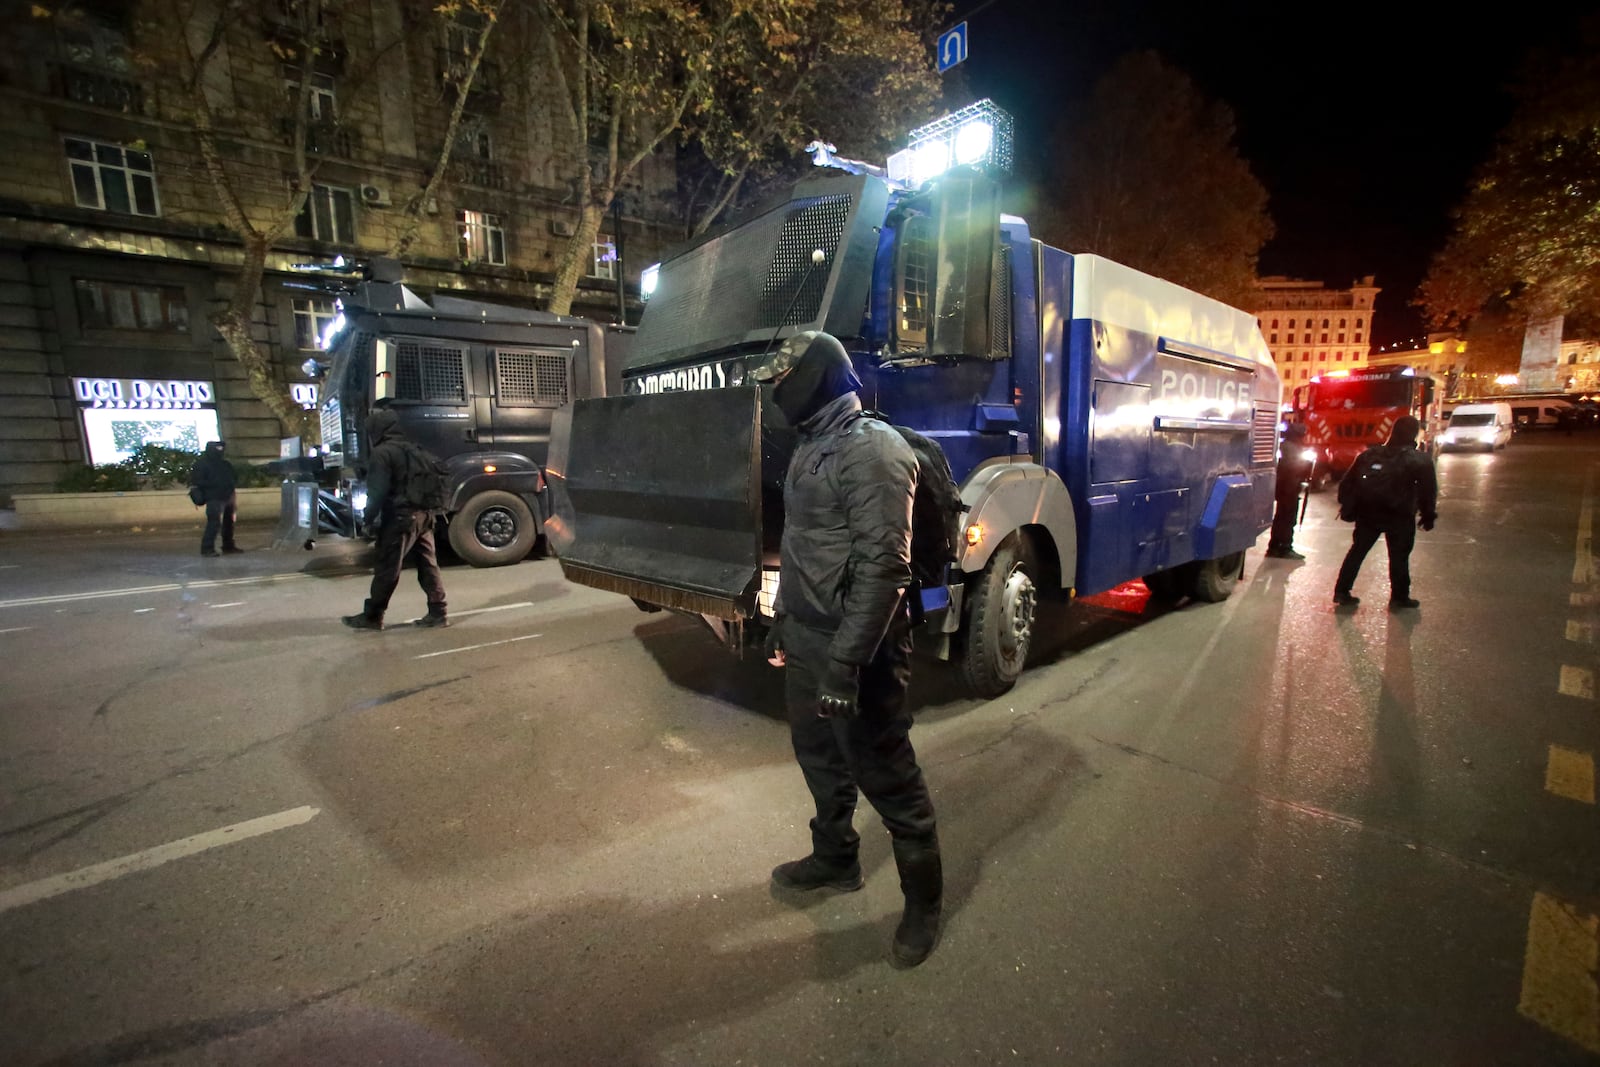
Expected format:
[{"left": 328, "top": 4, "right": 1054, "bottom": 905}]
[
  {"left": 320, "top": 395, "right": 342, "bottom": 451},
  {"left": 1251, "top": 402, "right": 1278, "bottom": 466},
  {"left": 759, "top": 194, "right": 852, "bottom": 327},
  {"left": 495, "top": 348, "right": 569, "bottom": 406},
  {"left": 896, "top": 214, "right": 933, "bottom": 347},
  {"left": 988, "top": 242, "right": 1012, "bottom": 359},
  {"left": 396, "top": 339, "right": 467, "bottom": 403}
]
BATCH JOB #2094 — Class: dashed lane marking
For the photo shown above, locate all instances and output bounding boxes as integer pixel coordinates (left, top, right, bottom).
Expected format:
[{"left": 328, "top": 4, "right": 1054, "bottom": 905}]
[
  {"left": 1568, "top": 621, "right": 1597, "bottom": 644},
  {"left": 449, "top": 602, "right": 534, "bottom": 618},
  {"left": 1545, "top": 746, "right": 1597, "bottom": 805},
  {"left": 1519, "top": 892, "right": 1600, "bottom": 1054},
  {"left": 0, "top": 626, "right": 32, "bottom": 635},
  {"left": 0, "top": 573, "right": 309, "bottom": 610},
  {"left": 1575, "top": 466, "right": 1596, "bottom": 584},
  {"left": 412, "top": 633, "right": 543, "bottom": 660},
  {"left": 208, "top": 602, "right": 245, "bottom": 609},
  {"left": 0, "top": 806, "right": 320, "bottom": 915},
  {"left": 1572, "top": 592, "right": 1600, "bottom": 608},
  {"left": 1559, "top": 665, "right": 1596, "bottom": 700}
]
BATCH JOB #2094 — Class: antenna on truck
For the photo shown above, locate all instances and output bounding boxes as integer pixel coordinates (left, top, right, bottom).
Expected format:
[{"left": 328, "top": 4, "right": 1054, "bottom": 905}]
[{"left": 758, "top": 248, "right": 828, "bottom": 360}]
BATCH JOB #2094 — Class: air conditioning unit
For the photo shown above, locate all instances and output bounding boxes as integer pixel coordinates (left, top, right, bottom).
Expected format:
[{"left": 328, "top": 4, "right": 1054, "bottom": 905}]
[
  {"left": 361, "top": 184, "right": 391, "bottom": 207},
  {"left": 550, "top": 218, "right": 575, "bottom": 237}
]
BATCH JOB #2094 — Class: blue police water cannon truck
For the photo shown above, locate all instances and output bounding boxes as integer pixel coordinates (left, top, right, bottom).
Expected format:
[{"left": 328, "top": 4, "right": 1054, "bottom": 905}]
[{"left": 546, "top": 100, "right": 1283, "bottom": 697}]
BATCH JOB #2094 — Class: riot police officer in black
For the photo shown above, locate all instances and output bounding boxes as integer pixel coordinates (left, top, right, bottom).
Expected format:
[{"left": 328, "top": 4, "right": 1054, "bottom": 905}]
[
  {"left": 1265, "top": 422, "right": 1313, "bottom": 560},
  {"left": 751, "top": 331, "right": 943, "bottom": 968}
]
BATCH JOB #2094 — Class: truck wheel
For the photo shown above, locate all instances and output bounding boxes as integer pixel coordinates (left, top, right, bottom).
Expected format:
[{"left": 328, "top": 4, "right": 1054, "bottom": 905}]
[
  {"left": 1189, "top": 551, "right": 1245, "bottom": 603},
  {"left": 1143, "top": 566, "right": 1192, "bottom": 604},
  {"left": 959, "top": 535, "right": 1038, "bottom": 698},
  {"left": 448, "top": 491, "right": 536, "bottom": 567}
]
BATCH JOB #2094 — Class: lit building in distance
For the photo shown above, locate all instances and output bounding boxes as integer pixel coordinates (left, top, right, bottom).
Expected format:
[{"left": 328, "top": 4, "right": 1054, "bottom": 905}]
[{"left": 1252, "top": 275, "right": 1380, "bottom": 392}]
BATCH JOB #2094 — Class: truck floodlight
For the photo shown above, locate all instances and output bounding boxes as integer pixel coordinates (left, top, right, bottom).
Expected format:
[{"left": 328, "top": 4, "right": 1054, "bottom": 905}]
[
  {"left": 318, "top": 311, "right": 347, "bottom": 352},
  {"left": 641, "top": 263, "right": 660, "bottom": 299},
  {"left": 1300, "top": 448, "right": 1318, "bottom": 463},
  {"left": 1400, "top": 366, "right": 1415, "bottom": 376},
  {"left": 899, "top": 99, "right": 1015, "bottom": 183}
]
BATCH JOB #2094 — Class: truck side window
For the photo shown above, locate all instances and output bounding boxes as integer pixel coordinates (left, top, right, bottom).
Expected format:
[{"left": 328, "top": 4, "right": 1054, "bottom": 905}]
[
  {"left": 494, "top": 347, "right": 571, "bottom": 407},
  {"left": 394, "top": 338, "right": 467, "bottom": 404},
  {"left": 894, "top": 213, "right": 934, "bottom": 349}
]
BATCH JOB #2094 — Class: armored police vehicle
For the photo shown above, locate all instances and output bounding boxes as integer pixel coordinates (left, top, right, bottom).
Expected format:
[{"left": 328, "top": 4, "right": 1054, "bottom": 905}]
[
  {"left": 546, "top": 102, "right": 1282, "bottom": 695},
  {"left": 306, "top": 261, "right": 609, "bottom": 566}
]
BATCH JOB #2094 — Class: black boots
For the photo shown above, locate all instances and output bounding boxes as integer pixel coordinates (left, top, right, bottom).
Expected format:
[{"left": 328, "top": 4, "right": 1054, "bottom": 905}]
[
  {"left": 891, "top": 839, "right": 943, "bottom": 968},
  {"left": 342, "top": 600, "right": 384, "bottom": 630},
  {"left": 770, "top": 854, "right": 863, "bottom": 892},
  {"left": 414, "top": 607, "right": 450, "bottom": 628}
]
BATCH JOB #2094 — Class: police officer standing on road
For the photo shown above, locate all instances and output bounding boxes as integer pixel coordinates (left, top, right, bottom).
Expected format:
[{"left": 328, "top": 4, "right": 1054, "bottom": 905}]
[
  {"left": 1333, "top": 415, "right": 1438, "bottom": 610},
  {"left": 342, "top": 407, "right": 449, "bottom": 631},
  {"left": 1265, "top": 422, "right": 1313, "bottom": 560},
  {"left": 188, "top": 440, "right": 241, "bottom": 558},
  {"left": 751, "top": 331, "right": 943, "bottom": 969}
]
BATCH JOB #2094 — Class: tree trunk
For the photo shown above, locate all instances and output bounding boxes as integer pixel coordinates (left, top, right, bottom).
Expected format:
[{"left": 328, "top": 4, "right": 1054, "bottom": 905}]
[
  {"left": 547, "top": 199, "right": 610, "bottom": 317},
  {"left": 211, "top": 236, "right": 311, "bottom": 439}
]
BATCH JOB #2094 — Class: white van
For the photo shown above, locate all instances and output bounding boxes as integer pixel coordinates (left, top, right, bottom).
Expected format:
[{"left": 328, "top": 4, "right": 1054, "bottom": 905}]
[{"left": 1440, "top": 402, "right": 1513, "bottom": 451}]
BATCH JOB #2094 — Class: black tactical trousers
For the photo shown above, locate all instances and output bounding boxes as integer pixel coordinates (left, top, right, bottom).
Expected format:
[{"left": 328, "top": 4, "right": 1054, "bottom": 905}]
[
  {"left": 782, "top": 613, "right": 937, "bottom": 866},
  {"left": 1268, "top": 491, "right": 1299, "bottom": 550},
  {"left": 1335, "top": 519, "right": 1416, "bottom": 600},
  {"left": 202, "top": 491, "right": 237, "bottom": 552},
  {"left": 366, "top": 509, "right": 446, "bottom": 618}
]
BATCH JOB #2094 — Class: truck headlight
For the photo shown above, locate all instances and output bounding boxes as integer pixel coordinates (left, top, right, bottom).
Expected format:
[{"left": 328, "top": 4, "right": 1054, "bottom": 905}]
[
  {"left": 351, "top": 488, "right": 368, "bottom": 514},
  {"left": 1300, "top": 448, "right": 1318, "bottom": 463}
]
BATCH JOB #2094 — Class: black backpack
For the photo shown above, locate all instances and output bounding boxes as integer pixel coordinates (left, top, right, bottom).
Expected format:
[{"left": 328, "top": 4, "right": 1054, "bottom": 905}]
[
  {"left": 866, "top": 416, "right": 964, "bottom": 602},
  {"left": 1338, "top": 446, "right": 1412, "bottom": 520},
  {"left": 397, "top": 441, "right": 450, "bottom": 511}
]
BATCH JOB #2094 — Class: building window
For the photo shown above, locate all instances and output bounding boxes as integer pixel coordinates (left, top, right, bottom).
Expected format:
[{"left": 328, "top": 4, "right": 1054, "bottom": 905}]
[
  {"left": 456, "top": 118, "right": 493, "bottom": 160},
  {"left": 295, "top": 183, "right": 356, "bottom": 243},
  {"left": 1321, "top": 333, "right": 1329, "bottom": 343},
  {"left": 1301, "top": 353, "right": 1310, "bottom": 362},
  {"left": 1270, "top": 333, "right": 1278, "bottom": 344},
  {"left": 589, "top": 232, "right": 617, "bottom": 280},
  {"left": 74, "top": 278, "right": 189, "bottom": 332},
  {"left": 458, "top": 209, "right": 506, "bottom": 265},
  {"left": 293, "top": 297, "right": 339, "bottom": 350},
  {"left": 1355, "top": 332, "right": 1362, "bottom": 343},
  {"left": 1322, "top": 319, "right": 1330, "bottom": 328},
  {"left": 1288, "top": 318, "right": 1296, "bottom": 328},
  {"left": 284, "top": 69, "right": 337, "bottom": 120},
  {"left": 1338, "top": 333, "right": 1345, "bottom": 343},
  {"left": 1271, "top": 319, "right": 1279, "bottom": 328},
  {"left": 65, "top": 137, "right": 159, "bottom": 216},
  {"left": 1336, "top": 353, "right": 1344, "bottom": 362},
  {"left": 1319, "top": 353, "right": 1328, "bottom": 362},
  {"left": 1339, "top": 318, "right": 1347, "bottom": 328},
  {"left": 1355, "top": 317, "right": 1364, "bottom": 329}
]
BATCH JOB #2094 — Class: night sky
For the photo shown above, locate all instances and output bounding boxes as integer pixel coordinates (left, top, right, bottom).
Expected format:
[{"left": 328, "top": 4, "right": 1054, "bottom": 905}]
[{"left": 953, "top": 0, "right": 1590, "bottom": 347}]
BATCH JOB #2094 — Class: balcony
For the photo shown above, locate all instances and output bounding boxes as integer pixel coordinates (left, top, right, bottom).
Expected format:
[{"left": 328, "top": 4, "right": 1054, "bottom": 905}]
[
  {"left": 437, "top": 49, "right": 502, "bottom": 113},
  {"left": 279, "top": 117, "right": 360, "bottom": 159},
  {"left": 49, "top": 61, "right": 146, "bottom": 115},
  {"left": 448, "top": 157, "right": 510, "bottom": 191},
  {"left": 262, "top": 7, "right": 348, "bottom": 73}
]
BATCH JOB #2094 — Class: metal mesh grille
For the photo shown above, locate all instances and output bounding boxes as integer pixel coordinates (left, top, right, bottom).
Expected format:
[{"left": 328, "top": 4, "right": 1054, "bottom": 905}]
[
  {"left": 496, "top": 348, "right": 570, "bottom": 406},
  {"left": 1251, "top": 402, "right": 1279, "bottom": 466},
  {"left": 320, "top": 394, "right": 342, "bottom": 451},
  {"left": 397, "top": 340, "right": 467, "bottom": 403},
  {"left": 897, "top": 215, "right": 933, "bottom": 345},
  {"left": 988, "top": 242, "right": 1012, "bottom": 359},
  {"left": 759, "top": 194, "right": 852, "bottom": 327}
]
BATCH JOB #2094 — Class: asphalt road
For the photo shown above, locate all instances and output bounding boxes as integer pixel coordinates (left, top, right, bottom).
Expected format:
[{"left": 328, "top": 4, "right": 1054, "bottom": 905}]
[{"left": 2, "top": 433, "right": 1598, "bottom": 1066}]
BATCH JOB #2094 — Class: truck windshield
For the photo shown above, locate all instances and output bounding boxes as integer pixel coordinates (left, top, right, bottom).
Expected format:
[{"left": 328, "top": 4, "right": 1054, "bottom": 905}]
[
  {"left": 1449, "top": 413, "right": 1494, "bottom": 427},
  {"left": 1310, "top": 380, "right": 1412, "bottom": 410}
]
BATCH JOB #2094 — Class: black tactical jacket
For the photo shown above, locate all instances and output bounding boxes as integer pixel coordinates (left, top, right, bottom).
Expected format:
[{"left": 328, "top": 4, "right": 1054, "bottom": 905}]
[{"left": 778, "top": 392, "right": 917, "bottom": 666}]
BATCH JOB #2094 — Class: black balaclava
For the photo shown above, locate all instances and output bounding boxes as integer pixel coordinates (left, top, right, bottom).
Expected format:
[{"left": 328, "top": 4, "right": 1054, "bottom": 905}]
[
  {"left": 771, "top": 332, "right": 860, "bottom": 427},
  {"left": 1386, "top": 415, "right": 1420, "bottom": 448},
  {"left": 205, "top": 440, "right": 225, "bottom": 455},
  {"left": 365, "top": 407, "right": 401, "bottom": 447}
]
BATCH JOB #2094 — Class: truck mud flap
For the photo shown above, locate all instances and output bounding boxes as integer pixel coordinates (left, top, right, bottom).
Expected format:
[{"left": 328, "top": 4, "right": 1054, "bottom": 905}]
[{"left": 545, "top": 387, "right": 764, "bottom": 620}]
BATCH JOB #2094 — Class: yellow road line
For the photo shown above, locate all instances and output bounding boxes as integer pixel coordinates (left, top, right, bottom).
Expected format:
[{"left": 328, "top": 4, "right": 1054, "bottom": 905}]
[
  {"left": 1560, "top": 665, "right": 1597, "bottom": 700},
  {"left": 1578, "top": 466, "right": 1596, "bottom": 584},
  {"left": 1545, "top": 746, "right": 1597, "bottom": 804},
  {"left": 1571, "top": 592, "right": 1600, "bottom": 608},
  {"left": 1519, "top": 892, "right": 1600, "bottom": 1054},
  {"left": 1568, "top": 621, "right": 1597, "bottom": 644}
]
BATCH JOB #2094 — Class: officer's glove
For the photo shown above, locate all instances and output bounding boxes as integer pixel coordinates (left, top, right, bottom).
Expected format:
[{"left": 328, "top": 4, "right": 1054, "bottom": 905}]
[
  {"left": 764, "top": 616, "right": 786, "bottom": 667},
  {"left": 817, "top": 658, "right": 861, "bottom": 720},
  {"left": 1419, "top": 515, "right": 1436, "bottom": 532}
]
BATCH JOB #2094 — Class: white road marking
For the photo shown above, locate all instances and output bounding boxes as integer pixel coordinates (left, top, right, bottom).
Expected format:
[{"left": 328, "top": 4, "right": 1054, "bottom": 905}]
[
  {"left": 0, "top": 626, "right": 33, "bottom": 635},
  {"left": 133, "top": 608, "right": 154, "bottom": 614},
  {"left": 0, "top": 564, "right": 18, "bottom": 569},
  {"left": 412, "top": 633, "right": 543, "bottom": 660},
  {"left": 0, "top": 806, "right": 320, "bottom": 915},
  {"left": 208, "top": 602, "right": 245, "bottom": 609},
  {"left": 0, "top": 573, "right": 309, "bottom": 610},
  {"left": 450, "top": 602, "right": 534, "bottom": 618}
]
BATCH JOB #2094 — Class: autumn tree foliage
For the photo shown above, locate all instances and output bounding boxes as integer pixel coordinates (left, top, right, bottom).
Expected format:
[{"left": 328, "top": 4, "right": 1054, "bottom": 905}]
[
  {"left": 1034, "top": 51, "right": 1274, "bottom": 309},
  {"left": 532, "top": 0, "right": 943, "bottom": 315}
]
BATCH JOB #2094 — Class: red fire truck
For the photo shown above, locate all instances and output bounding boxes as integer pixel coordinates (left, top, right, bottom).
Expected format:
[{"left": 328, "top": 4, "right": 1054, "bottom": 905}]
[{"left": 1292, "top": 365, "right": 1444, "bottom": 488}]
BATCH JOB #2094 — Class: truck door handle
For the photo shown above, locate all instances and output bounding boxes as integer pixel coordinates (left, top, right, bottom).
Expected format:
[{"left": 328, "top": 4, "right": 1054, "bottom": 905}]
[{"left": 465, "top": 428, "right": 477, "bottom": 442}]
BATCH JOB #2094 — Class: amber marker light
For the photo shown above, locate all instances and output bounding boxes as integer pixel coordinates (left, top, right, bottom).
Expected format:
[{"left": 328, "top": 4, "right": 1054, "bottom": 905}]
[
  {"left": 965, "top": 523, "right": 984, "bottom": 547},
  {"left": 483, "top": 464, "right": 497, "bottom": 473}
]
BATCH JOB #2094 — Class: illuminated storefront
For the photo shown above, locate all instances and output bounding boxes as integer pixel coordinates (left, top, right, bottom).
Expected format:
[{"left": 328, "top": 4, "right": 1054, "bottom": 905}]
[{"left": 72, "top": 376, "right": 220, "bottom": 466}]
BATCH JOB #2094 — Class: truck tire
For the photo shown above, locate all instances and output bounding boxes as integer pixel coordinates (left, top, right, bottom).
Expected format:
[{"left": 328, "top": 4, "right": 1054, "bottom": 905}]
[
  {"left": 959, "top": 534, "right": 1038, "bottom": 698},
  {"left": 1189, "top": 551, "right": 1245, "bottom": 603},
  {"left": 448, "top": 490, "right": 536, "bottom": 567}
]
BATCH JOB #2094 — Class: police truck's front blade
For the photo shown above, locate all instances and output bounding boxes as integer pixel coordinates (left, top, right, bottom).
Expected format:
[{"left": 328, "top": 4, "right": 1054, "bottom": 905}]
[{"left": 546, "top": 387, "right": 763, "bottom": 620}]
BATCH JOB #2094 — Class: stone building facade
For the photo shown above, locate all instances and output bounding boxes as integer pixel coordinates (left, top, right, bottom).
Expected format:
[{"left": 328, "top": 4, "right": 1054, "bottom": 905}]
[
  {"left": 0, "top": 0, "right": 681, "bottom": 504},
  {"left": 1251, "top": 275, "right": 1379, "bottom": 395}
]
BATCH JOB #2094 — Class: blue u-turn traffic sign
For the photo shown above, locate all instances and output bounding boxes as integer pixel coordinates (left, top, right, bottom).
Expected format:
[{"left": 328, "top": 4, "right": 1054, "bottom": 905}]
[{"left": 937, "top": 22, "right": 968, "bottom": 72}]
